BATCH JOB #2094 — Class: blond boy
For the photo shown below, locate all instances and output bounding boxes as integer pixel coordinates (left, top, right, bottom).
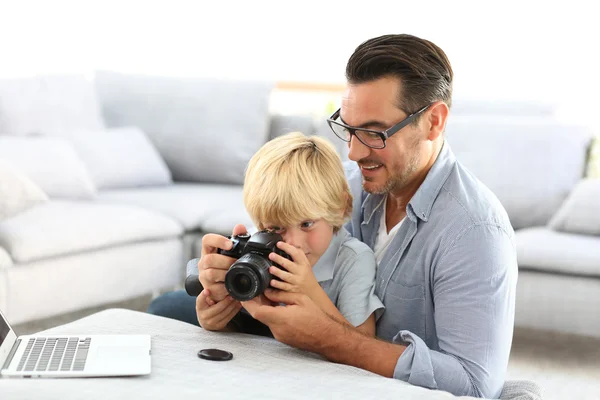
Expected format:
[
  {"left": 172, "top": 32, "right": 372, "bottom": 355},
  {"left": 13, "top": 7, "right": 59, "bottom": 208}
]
[{"left": 197, "top": 132, "right": 383, "bottom": 335}]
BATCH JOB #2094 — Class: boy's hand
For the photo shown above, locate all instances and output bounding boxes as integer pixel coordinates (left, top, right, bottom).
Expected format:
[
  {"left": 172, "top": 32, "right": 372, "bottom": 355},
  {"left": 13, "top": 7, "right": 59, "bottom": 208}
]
[
  {"left": 267, "top": 241, "right": 320, "bottom": 297},
  {"left": 196, "top": 289, "right": 241, "bottom": 331}
]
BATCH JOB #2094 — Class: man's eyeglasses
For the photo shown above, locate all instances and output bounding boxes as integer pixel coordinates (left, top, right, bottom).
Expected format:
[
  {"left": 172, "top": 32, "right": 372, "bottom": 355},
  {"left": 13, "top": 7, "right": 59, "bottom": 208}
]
[{"left": 326, "top": 104, "right": 431, "bottom": 149}]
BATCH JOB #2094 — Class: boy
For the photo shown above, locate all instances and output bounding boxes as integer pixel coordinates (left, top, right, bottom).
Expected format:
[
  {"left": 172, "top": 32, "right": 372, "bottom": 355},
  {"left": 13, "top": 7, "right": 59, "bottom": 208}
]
[{"left": 197, "top": 132, "right": 383, "bottom": 336}]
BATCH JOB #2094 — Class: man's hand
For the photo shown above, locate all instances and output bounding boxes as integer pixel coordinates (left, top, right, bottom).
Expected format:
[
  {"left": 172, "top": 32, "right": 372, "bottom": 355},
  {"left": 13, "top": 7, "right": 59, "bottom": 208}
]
[
  {"left": 267, "top": 241, "right": 320, "bottom": 297},
  {"left": 242, "top": 289, "right": 337, "bottom": 352},
  {"left": 196, "top": 289, "right": 242, "bottom": 331},
  {"left": 198, "top": 224, "right": 247, "bottom": 302}
]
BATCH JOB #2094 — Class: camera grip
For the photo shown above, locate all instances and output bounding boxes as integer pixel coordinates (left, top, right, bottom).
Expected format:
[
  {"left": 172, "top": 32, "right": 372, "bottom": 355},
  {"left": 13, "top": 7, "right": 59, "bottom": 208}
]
[{"left": 185, "top": 274, "right": 204, "bottom": 297}]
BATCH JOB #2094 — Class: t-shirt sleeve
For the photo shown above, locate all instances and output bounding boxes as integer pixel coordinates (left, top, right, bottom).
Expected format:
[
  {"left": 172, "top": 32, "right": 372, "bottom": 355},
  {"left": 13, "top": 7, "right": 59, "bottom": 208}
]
[{"left": 335, "top": 247, "right": 384, "bottom": 327}]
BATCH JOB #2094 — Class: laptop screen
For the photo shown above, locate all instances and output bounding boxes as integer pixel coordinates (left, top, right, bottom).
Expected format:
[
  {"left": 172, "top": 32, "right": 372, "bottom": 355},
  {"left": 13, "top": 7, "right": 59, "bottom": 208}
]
[{"left": 0, "top": 311, "right": 10, "bottom": 348}]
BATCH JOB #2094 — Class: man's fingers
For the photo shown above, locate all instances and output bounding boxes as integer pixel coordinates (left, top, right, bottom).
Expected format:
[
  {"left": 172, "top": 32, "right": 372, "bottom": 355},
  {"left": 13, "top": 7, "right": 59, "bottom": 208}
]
[
  {"left": 264, "top": 289, "right": 304, "bottom": 305},
  {"left": 232, "top": 224, "right": 248, "bottom": 236},
  {"left": 241, "top": 298, "right": 262, "bottom": 318}
]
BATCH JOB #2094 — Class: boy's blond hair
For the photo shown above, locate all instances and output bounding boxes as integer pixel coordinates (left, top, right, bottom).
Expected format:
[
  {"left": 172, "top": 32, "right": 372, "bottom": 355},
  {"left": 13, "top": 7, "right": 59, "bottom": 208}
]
[{"left": 244, "top": 132, "right": 352, "bottom": 232}]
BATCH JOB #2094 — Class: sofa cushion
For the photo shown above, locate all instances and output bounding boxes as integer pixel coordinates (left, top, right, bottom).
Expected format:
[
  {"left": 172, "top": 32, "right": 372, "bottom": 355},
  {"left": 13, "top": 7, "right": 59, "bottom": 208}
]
[
  {"left": 0, "top": 159, "right": 48, "bottom": 220},
  {"left": 0, "top": 74, "right": 104, "bottom": 136},
  {"left": 446, "top": 116, "right": 594, "bottom": 229},
  {"left": 95, "top": 71, "right": 274, "bottom": 184},
  {"left": 0, "top": 201, "right": 183, "bottom": 263},
  {"left": 97, "top": 183, "right": 254, "bottom": 234},
  {"left": 516, "top": 227, "right": 600, "bottom": 277},
  {"left": 67, "top": 126, "right": 172, "bottom": 190},
  {"left": 0, "top": 136, "right": 97, "bottom": 199},
  {"left": 268, "top": 114, "right": 315, "bottom": 140},
  {"left": 548, "top": 179, "right": 600, "bottom": 236}
]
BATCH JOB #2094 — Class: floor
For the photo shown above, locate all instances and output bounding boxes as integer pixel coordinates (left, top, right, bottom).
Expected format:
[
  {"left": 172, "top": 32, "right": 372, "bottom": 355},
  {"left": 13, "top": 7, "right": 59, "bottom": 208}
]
[{"left": 13, "top": 296, "right": 600, "bottom": 400}]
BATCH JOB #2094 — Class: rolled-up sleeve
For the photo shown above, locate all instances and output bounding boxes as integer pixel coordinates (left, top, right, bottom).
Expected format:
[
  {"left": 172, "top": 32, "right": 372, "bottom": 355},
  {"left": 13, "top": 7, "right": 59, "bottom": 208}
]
[{"left": 391, "top": 223, "right": 518, "bottom": 399}]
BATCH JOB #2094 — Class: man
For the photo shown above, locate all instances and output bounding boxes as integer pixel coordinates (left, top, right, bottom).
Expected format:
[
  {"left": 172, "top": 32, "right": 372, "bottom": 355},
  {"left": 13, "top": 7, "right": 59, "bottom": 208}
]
[{"left": 151, "top": 34, "right": 517, "bottom": 399}]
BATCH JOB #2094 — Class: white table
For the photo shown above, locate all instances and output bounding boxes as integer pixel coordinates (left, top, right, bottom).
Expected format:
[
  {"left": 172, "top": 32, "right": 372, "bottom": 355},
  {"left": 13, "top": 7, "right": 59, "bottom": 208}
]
[{"left": 0, "top": 309, "right": 536, "bottom": 400}]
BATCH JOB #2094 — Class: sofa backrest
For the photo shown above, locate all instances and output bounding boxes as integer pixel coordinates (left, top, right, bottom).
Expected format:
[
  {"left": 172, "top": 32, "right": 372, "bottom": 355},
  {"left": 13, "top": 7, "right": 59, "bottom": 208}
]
[
  {"left": 445, "top": 115, "right": 594, "bottom": 229},
  {"left": 0, "top": 74, "right": 105, "bottom": 137},
  {"left": 95, "top": 71, "right": 274, "bottom": 185}
]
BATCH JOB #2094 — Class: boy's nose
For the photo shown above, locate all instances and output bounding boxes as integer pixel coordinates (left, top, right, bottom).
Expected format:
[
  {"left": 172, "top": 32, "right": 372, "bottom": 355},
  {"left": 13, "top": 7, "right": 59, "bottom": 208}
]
[{"left": 282, "top": 230, "right": 303, "bottom": 249}]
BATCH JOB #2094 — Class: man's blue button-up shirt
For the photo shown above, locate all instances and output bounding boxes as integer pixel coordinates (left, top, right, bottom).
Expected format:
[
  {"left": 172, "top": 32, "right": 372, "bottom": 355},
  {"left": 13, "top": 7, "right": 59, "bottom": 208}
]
[{"left": 344, "top": 141, "right": 518, "bottom": 399}]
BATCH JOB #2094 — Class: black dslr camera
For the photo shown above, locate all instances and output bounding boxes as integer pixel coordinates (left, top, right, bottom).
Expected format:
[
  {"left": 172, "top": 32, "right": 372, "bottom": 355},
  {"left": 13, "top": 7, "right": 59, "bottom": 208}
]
[{"left": 218, "top": 230, "right": 292, "bottom": 301}]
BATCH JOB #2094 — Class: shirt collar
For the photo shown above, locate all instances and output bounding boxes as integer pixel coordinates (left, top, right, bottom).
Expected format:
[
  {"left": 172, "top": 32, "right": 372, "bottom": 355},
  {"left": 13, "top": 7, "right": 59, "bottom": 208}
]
[
  {"left": 361, "top": 140, "right": 456, "bottom": 223},
  {"left": 312, "top": 228, "right": 348, "bottom": 282}
]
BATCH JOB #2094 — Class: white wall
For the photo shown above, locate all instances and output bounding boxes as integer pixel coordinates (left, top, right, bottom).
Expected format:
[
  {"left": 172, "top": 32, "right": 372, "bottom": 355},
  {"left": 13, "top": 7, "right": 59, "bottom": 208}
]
[{"left": 0, "top": 0, "right": 597, "bottom": 116}]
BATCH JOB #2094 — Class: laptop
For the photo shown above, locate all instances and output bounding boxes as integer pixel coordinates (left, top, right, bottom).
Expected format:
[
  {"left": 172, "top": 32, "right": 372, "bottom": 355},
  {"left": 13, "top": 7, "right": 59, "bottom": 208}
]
[{"left": 0, "top": 308, "right": 151, "bottom": 378}]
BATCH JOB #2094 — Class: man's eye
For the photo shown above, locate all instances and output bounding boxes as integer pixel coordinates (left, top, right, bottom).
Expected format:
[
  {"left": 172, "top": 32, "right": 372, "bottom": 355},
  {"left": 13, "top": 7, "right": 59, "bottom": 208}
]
[{"left": 300, "top": 221, "right": 314, "bottom": 229}]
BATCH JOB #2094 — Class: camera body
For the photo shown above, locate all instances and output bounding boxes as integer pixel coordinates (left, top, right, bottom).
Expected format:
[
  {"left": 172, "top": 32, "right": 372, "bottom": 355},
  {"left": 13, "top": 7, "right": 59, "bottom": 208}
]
[{"left": 218, "top": 230, "right": 291, "bottom": 301}]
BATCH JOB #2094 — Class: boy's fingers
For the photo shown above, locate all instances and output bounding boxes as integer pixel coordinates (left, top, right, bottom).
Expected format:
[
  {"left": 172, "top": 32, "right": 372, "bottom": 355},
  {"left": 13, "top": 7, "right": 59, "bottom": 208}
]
[
  {"left": 269, "top": 251, "right": 297, "bottom": 273},
  {"left": 232, "top": 224, "right": 248, "bottom": 236},
  {"left": 269, "top": 266, "right": 295, "bottom": 283}
]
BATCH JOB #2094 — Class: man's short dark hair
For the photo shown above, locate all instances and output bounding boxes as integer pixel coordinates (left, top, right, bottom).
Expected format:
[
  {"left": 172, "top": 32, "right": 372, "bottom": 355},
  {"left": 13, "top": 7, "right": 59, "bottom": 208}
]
[{"left": 346, "top": 34, "right": 453, "bottom": 114}]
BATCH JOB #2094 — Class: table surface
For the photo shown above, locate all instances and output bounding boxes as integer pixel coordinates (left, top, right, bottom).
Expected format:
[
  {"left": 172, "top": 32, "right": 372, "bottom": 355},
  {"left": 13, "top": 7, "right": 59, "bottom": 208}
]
[{"left": 0, "top": 308, "right": 477, "bottom": 400}]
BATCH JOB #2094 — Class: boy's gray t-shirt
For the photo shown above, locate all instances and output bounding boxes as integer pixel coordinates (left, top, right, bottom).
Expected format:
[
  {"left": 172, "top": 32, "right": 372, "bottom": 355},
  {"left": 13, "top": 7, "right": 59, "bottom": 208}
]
[{"left": 313, "top": 227, "right": 384, "bottom": 327}]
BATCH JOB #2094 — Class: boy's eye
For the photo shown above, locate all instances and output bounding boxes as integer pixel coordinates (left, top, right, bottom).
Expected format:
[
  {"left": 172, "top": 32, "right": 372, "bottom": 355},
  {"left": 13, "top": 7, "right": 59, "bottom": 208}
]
[
  {"left": 269, "top": 226, "right": 285, "bottom": 234},
  {"left": 300, "top": 221, "right": 314, "bottom": 229}
]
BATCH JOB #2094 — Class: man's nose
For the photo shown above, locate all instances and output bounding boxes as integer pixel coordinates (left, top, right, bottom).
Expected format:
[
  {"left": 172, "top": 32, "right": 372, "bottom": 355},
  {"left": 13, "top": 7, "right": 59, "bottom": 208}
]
[{"left": 347, "top": 134, "right": 370, "bottom": 162}]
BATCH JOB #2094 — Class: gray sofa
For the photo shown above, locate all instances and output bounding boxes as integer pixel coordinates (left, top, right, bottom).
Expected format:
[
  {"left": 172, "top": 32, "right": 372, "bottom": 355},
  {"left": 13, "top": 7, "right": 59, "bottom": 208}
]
[
  {"left": 0, "top": 73, "right": 598, "bottom": 342},
  {"left": 0, "top": 73, "right": 318, "bottom": 325}
]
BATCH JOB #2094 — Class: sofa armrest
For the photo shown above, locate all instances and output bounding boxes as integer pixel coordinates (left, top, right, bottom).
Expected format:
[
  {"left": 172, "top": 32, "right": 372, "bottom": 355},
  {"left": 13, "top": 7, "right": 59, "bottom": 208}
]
[{"left": 267, "top": 114, "right": 316, "bottom": 141}]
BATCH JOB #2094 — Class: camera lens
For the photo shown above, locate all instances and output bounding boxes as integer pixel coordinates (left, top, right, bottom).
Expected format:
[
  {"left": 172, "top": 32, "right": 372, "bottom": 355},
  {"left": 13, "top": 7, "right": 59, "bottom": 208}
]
[
  {"left": 225, "top": 254, "right": 272, "bottom": 301},
  {"left": 233, "top": 274, "right": 252, "bottom": 294}
]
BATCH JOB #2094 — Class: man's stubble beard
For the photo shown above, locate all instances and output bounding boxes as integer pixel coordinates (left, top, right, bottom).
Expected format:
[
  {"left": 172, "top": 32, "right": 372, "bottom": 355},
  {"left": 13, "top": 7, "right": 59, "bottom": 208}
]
[{"left": 362, "top": 140, "right": 421, "bottom": 195}]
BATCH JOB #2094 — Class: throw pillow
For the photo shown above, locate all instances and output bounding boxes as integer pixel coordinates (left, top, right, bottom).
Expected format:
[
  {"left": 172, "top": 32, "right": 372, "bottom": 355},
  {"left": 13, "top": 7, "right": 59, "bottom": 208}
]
[
  {"left": 67, "top": 126, "right": 173, "bottom": 190},
  {"left": 0, "top": 137, "right": 97, "bottom": 199},
  {"left": 0, "top": 159, "right": 49, "bottom": 220},
  {"left": 586, "top": 135, "right": 600, "bottom": 178},
  {"left": 548, "top": 178, "right": 600, "bottom": 235},
  {"left": 0, "top": 74, "right": 105, "bottom": 136},
  {"left": 95, "top": 71, "right": 274, "bottom": 184}
]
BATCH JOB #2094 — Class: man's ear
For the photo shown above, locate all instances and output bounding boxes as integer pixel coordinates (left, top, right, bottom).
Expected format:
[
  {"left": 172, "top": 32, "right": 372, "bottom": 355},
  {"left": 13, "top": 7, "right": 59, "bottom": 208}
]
[{"left": 426, "top": 101, "right": 449, "bottom": 141}]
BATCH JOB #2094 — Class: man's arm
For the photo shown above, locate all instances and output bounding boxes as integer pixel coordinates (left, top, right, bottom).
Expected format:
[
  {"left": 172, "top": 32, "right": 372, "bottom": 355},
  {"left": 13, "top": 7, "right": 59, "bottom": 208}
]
[
  {"left": 244, "top": 222, "right": 517, "bottom": 399},
  {"left": 242, "top": 289, "right": 405, "bottom": 376}
]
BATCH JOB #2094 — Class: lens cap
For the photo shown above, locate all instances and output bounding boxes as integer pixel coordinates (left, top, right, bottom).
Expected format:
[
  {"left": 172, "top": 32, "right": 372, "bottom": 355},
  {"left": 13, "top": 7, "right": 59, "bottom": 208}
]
[{"left": 198, "top": 348, "right": 233, "bottom": 361}]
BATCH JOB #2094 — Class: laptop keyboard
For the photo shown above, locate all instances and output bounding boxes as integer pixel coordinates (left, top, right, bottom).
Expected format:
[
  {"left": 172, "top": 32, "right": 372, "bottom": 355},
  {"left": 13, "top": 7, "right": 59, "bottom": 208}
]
[{"left": 17, "top": 337, "right": 92, "bottom": 372}]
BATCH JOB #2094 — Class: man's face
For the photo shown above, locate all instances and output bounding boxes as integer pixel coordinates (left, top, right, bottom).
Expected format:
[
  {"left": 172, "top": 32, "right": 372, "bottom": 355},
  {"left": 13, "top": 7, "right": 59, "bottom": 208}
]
[{"left": 341, "top": 77, "right": 426, "bottom": 195}]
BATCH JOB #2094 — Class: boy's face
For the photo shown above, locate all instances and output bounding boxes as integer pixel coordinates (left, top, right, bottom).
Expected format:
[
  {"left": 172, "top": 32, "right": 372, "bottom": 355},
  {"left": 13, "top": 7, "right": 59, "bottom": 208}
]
[{"left": 264, "top": 219, "right": 334, "bottom": 267}]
